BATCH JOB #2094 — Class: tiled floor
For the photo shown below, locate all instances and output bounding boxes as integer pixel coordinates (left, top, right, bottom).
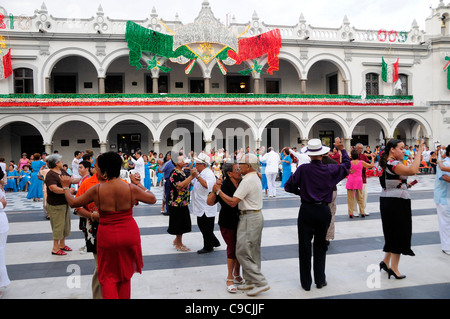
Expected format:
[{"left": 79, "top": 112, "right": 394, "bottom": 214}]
[{"left": 1, "top": 173, "right": 449, "bottom": 304}]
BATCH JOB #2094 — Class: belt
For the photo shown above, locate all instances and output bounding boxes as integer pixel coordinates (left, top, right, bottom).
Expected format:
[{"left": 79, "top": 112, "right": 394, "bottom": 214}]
[
  {"left": 302, "top": 201, "right": 328, "bottom": 206},
  {"left": 240, "top": 209, "right": 261, "bottom": 215}
]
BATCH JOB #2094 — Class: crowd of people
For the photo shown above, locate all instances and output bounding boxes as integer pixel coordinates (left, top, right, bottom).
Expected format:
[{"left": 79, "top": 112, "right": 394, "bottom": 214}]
[{"left": 0, "top": 139, "right": 449, "bottom": 299}]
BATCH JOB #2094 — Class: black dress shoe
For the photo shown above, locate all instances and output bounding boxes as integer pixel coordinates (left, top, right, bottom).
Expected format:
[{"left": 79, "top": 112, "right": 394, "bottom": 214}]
[
  {"left": 302, "top": 285, "right": 311, "bottom": 291},
  {"left": 316, "top": 281, "right": 327, "bottom": 289},
  {"left": 197, "top": 248, "right": 213, "bottom": 254}
]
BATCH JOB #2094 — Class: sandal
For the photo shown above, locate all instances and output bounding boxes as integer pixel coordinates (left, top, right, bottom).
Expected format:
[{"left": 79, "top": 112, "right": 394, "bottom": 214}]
[
  {"left": 175, "top": 244, "right": 191, "bottom": 252},
  {"left": 233, "top": 274, "right": 245, "bottom": 285},
  {"left": 226, "top": 279, "right": 237, "bottom": 293},
  {"left": 60, "top": 246, "right": 72, "bottom": 251},
  {"left": 51, "top": 249, "right": 67, "bottom": 256}
]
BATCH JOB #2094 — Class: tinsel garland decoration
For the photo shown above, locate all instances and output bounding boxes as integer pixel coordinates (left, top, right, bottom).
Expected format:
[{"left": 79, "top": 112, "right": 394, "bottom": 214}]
[
  {"left": 444, "top": 56, "right": 450, "bottom": 90},
  {"left": 0, "top": 94, "right": 414, "bottom": 107},
  {"left": 239, "top": 60, "right": 263, "bottom": 76},
  {"left": 0, "top": 48, "right": 12, "bottom": 80},
  {"left": 125, "top": 21, "right": 195, "bottom": 69},
  {"left": 228, "top": 29, "right": 282, "bottom": 75},
  {"left": 147, "top": 56, "right": 172, "bottom": 73}
]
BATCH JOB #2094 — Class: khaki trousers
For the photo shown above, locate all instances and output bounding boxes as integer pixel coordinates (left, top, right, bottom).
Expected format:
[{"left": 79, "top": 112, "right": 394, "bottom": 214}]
[
  {"left": 347, "top": 189, "right": 365, "bottom": 216},
  {"left": 236, "top": 211, "right": 268, "bottom": 287}
]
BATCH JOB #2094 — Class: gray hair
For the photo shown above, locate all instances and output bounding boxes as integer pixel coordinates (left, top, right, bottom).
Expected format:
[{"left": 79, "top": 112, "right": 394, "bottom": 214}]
[
  {"left": 222, "top": 162, "right": 237, "bottom": 179},
  {"left": 46, "top": 154, "right": 62, "bottom": 169}
]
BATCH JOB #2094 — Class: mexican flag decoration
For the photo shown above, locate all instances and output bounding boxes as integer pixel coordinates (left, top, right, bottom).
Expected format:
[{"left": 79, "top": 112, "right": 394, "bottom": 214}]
[
  {"left": 443, "top": 56, "right": 450, "bottom": 90},
  {"left": 382, "top": 57, "right": 399, "bottom": 83},
  {"left": 0, "top": 48, "right": 12, "bottom": 80}
]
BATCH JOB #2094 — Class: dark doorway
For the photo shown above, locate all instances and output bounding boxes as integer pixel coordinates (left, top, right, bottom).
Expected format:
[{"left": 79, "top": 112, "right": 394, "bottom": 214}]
[
  {"left": 105, "top": 75, "right": 124, "bottom": 93},
  {"left": 146, "top": 75, "right": 169, "bottom": 93},
  {"left": 190, "top": 79, "right": 205, "bottom": 93},
  {"left": 226, "top": 75, "right": 250, "bottom": 93},
  {"left": 117, "top": 133, "right": 141, "bottom": 155},
  {"left": 328, "top": 73, "right": 338, "bottom": 94},
  {"left": 53, "top": 75, "right": 77, "bottom": 93},
  {"left": 21, "top": 135, "right": 44, "bottom": 155},
  {"left": 352, "top": 135, "right": 369, "bottom": 146}
]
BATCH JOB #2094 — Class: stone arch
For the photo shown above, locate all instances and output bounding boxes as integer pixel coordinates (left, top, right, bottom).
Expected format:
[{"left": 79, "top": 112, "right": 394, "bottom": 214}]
[
  {"left": 206, "top": 113, "right": 258, "bottom": 142},
  {"left": 390, "top": 113, "right": 433, "bottom": 140},
  {"left": 349, "top": 113, "right": 390, "bottom": 140},
  {"left": 305, "top": 113, "right": 351, "bottom": 138},
  {"left": 305, "top": 53, "right": 352, "bottom": 94},
  {"left": 154, "top": 113, "right": 206, "bottom": 142},
  {"left": 306, "top": 53, "right": 351, "bottom": 81},
  {"left": 46, "top": 115, "right": 104, "bottom": 143},
  {"left": 257, "top": 113, "right": 306, "bottom": 140},
  {"left": 40, "top": 47, "right": 101, "bottom": 91},
  {"left": 0, "top": 115, "right": 46, "bottom": 139},
  {"left": 102, "top": 114, "right": 157, "bottom": 142}
]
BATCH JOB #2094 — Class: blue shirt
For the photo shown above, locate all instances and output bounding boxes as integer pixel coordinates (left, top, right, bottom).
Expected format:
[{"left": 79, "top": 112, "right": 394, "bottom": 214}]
[
  {"left": 284, "top": 150, "right": 350, "bottom": 204},
  {"left": 161, "top": 160, "right": 175, "bottom": 179}
]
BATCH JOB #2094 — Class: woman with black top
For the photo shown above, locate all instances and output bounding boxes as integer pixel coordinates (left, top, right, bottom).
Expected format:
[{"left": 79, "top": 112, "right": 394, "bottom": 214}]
[
  {"left": 378, "top": 139, "right": 425, "bottom": 279},
  {"left": 208, "top": 162, "right": 244, "bottom": 293}
]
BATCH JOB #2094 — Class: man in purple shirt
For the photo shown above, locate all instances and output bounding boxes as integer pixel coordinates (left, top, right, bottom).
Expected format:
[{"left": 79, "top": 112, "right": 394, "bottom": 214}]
[{"left": 284, "top": 137, "right": 350, "bottom": 291}]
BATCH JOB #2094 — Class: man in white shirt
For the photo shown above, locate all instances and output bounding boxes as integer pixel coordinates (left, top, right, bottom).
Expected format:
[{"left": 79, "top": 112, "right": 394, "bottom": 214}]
[
  {"left": 190, "top": 157, "right": 219, "bottom": 254},
  {"left": 286, "top": 146, "right": 311, "bottom": 167},
  {"left": 130, "top": 151, "right": 145, "bottom": 186},
  {"left": 422, "top": 146, "right": 431, "bottom": 166},
  {"left": 259, "top": 147, "right": 280, "bottom": 197},
  {"left": 71, "top": 151, "right": 83, "bottom": 179},
  {"left": 214, "top": 153, "right": 270, "bottom": 297}
]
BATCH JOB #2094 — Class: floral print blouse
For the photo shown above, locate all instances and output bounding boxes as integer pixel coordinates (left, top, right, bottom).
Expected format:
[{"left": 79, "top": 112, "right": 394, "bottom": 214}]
[{"left": 168, "top": 168, "right": 190, "bottom": 207}]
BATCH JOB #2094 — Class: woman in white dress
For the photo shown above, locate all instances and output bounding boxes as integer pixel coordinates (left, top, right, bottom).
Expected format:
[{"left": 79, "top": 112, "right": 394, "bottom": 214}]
[{"left": 0, "top": 169, "right": 10, "bottom": 298}]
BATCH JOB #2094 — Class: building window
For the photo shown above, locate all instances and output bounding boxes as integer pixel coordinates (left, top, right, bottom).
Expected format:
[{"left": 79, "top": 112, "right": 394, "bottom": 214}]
[
  {"left": 226, "top": 75, "right": 250, "bottom": 93},
  {"left": 146, "top": 75, "right": 169, "bottom": 93},
  {"left": 266, "top": 79, "right": 280, "bottom": 94},
  {"left": 53, "top": 74, "right": 77, "bottom": 93},
  {"left": 395, "top": 74, "right": 408, "bottom": 96},
  {"left": 190, "top": 79, "right": 205, "bottom": 93},
  {"left": 14, "top": 68, "right": 34, "bottom": 94},
  {"left": 105, "top": 74, "right": 124, "bottom": 93},
  {"left": 365, "top": 73, "right": 379, "bottom": 95}
]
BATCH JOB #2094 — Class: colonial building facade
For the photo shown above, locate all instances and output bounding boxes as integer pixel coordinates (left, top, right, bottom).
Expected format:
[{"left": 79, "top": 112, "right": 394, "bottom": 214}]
[{"left": 0, "top": 1, "right": 449, "bottom": 162}]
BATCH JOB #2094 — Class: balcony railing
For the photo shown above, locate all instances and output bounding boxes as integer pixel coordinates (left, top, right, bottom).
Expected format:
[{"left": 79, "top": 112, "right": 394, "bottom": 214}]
[{"left": 0, "top": 94, "right": 414, "bottom": 107}]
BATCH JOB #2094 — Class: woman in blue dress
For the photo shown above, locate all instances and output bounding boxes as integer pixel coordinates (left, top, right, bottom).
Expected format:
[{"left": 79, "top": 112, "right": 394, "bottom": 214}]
[
  {"left": 18, "top": 165, "right": 31, "bottom": 191},
  {"left": 143, "top": 155, "right": 152, "bottom": 190},
  {"left": 27, "top": 153, "right": 46, "bottom": 201},
  {"left": 260, "top": 158, "right": 268, "bottom": 196},
  {"left": 280, "top": 149, "right": 292, "bottom": 188},
  {"left": 5, "top": 165, "right": 19, "bottom": 192}
]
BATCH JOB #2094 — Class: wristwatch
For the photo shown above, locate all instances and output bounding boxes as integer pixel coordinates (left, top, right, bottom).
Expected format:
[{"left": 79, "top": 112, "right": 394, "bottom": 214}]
[{"left": 216, "top": 189, "right": 221, "bottom": 196}]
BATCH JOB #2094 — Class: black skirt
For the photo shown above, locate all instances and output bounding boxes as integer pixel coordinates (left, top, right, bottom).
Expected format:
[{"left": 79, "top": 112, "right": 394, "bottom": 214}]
[
  {"left": 167, "top": 205, "right": 192, "bottom": 235},
  {"left": 379, "top": 197, "right": 415, "bottom": 256}
]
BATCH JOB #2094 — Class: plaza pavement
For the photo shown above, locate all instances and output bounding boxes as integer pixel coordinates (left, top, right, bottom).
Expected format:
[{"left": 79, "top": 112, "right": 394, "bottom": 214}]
[{"left": 1, "top": 173, "right": 449, "bottom": 306}]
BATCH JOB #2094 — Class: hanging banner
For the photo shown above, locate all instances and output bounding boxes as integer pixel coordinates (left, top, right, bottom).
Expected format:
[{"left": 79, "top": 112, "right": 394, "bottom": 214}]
[{"left": 227, "top": 29, "right": 282, "bottom": 75}]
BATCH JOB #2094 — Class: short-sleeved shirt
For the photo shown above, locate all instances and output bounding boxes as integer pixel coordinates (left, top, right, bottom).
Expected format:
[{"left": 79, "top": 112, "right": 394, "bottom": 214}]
[
  {"left": 190, "top": 167, "right": 217, "bottom": 217},
  {"left": 233, "top": 172, "right": 263, "bottom": 211},
  {"left": 45, "top": 169, "right": 70, "bottom": 205},
  {"left": 215, "top": 177, "right": 240, "bottom": 229},
  {"left": 168, "top": 169, "right": 190, "bottom": 207}
]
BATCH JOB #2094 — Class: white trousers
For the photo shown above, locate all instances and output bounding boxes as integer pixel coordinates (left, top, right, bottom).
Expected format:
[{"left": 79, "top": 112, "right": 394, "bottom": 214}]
[
  {"left": 436, "top": 204, "right": 450, "bottom": 251},
  {"left": 0, "top": 231, "right": 10, "bottom": 288},
  {"left": 266, "top": 173, "right": 277, "bottom": 197}
]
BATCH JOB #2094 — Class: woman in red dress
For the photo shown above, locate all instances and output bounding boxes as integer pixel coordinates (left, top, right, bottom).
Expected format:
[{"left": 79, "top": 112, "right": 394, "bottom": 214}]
[{"left": 61, "top": 152, "right": 157, "bottom": 299}]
